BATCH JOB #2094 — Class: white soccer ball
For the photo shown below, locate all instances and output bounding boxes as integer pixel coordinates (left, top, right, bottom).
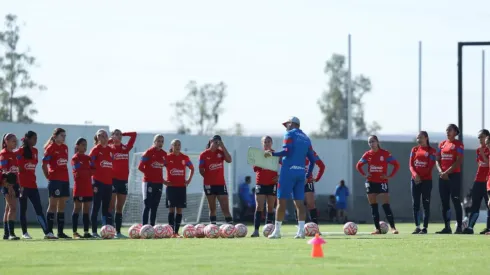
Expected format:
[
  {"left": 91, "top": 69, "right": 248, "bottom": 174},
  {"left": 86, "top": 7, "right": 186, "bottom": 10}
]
[
  {"left": 182, "top": 224, "right": 196, "bottom": 238},
  {"left": 128, "top": 223, "right": 142, "bottom": 239},
  {"left": 219, "top": 224, "right": 227, "bottom": 237},
  {"left": 153, "top": 224, "right": 166, "bottom": 239},
  {"left": 262, "top": 223, "right": 275, "bottom": 237},
  {"left": 304, "top": 222, "right": 319, "bottom": 237},
  {"left": 234, "top": 223, "right": 248, "bottom": 238},
  {"left": 379, "top": 221, "right": 389, "bottom": 234},
  {"left": 456, "top": 217, "right": 469, "bottom": 230},
  {"left": 139, "top": 224, "right": 155, "bottom": 239},
  {"left": 343, "top": 222, "right": 358, "bottom": 235},
  {"left": 204, "top": 224, "right": 220, "bottom": 238},
  {"left": 221, "top": 224, "right": 236, "bottom": 238},
  {"left": 194, "top": 224, "right": 206, "bottom": 238},
  {"left": 100, "top": 225, "right": 116, "bottom": 239},
  {"left": 161, "top": 224, "right": 174, "bottom": 238}
]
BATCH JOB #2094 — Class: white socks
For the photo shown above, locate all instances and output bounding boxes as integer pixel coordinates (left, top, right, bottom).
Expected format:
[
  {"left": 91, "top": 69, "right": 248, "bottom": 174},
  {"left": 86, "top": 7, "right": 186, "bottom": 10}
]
[
  {"left": 274, "top": 221, "right": 282, "bottom": 233},
  {"left": 298, "top": 221, "right": 305, "bottom": 233}
]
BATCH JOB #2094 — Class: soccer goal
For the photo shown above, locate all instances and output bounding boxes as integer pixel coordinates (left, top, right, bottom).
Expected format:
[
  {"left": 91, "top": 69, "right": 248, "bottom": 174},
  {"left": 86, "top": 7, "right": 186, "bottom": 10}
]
[{"left": 122, "top": 151, "right": 236, "bottom": 226}]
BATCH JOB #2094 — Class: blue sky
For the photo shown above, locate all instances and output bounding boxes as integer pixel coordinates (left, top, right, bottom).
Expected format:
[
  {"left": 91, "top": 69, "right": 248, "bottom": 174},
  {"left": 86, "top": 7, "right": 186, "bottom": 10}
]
[{"left": 2, "top": 0, "right": 489, "bottom": 136}]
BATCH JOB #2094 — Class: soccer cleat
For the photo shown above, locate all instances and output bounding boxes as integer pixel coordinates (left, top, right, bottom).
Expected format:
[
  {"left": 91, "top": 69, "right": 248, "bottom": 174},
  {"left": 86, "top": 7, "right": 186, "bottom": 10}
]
[
  {"left": 435, "top": 228, "right": 452, "bottom": 234},
  {"left": 419, "top": 228, "right": 428, "bottom": 234},
  {"left": 83, "top": 233, "right": 93, "bottom": 239},
  {"left": 250, "top": 231, "right": 260, "bottom": 237},
  {"left": 115, "top": 233, "right": 128, "bottom": 239},
  {"left": 267, "top": 231, "right": 281, "bottom": 239},
  {"left": 391, "top": 229, "right": 399, "bottom": 234},
  {"left": 412, "top": 228, "right": 421, "bottom": 234},
  {"left": 293, "top": 232, "right": 305, "bottom": 239},
  {"left": 454, "top": 226, "right": 463, "bottom": 234},
  {"left": 9, "top": 234, "right": 20, "bottom": 240},
  {"left": 44, "top": 232, "right": 58, "bottom": 240},
  {"left": 57, "top": 233, "right": 72, "bottom": 239},
  {"left": 22, "top": 233, "right": 32, "bottom": 239},
  {"left": 92, "top": 233, "right": 101, "bottom": 239},
  {"left": 480, "top": 228, "right": 490, "bottom": 234},
  {"left": 462, "top": 228, "right": 474, "bottom": 234},
  {"left": 3, "top": 234, "right": 8, "bottom": 240},
  {"left": 371, "top": 229, "right": 381, "bottom": 235},
  {"left": 73, "top": 232, "right": 82, "bottom": 239}
]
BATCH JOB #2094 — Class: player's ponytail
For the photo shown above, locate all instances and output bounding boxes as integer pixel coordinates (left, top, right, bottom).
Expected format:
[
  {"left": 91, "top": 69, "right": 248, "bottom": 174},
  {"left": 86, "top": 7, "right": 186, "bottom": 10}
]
[
  {"left": 206, "top": 140, "right": 211, "bottom": 149},
  {"left": 93, "top": 135, "right": 98, "bottom": 145},
  {"left": 22, "top": 131, "right": 36, "bottom": 159},
  {"left": 75, "top": 138, "right": 86, "bottom": 154},
  {"left": 2, "top": 133, "right": 8, "bottom": 149}
]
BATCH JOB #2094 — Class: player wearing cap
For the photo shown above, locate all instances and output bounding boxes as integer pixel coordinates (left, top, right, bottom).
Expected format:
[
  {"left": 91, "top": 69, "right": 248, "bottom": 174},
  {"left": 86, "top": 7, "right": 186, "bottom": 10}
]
[{"left": 266, "top": 117, "right": 316, "bottom": 239}]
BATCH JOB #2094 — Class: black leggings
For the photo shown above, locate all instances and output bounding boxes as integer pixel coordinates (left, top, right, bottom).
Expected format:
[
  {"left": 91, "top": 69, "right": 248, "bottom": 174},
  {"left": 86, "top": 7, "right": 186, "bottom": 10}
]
[
  {"left": 439, "top": 173, "right": 463, "bottom": 227},
  {"left": 91, "top": 181, "right": 113, "bottom": 233},
  {"left": 142, "top": 182, "right": 163, "bottom": 226},
  {"left": 19, "top": 187, "right": 48, "bottom": 234},
  {"left": 411, "top": 179, "right": 432, "bottom": 228},
  {"left": 468, "top": 181, "right": 490, "bottom": 228}
]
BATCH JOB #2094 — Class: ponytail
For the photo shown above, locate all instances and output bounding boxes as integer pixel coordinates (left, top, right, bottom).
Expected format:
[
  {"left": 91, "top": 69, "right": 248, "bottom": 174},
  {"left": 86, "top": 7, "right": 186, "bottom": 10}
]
[
  {"left": 93, "top": 135, "right": 98, "bottom": 145},
  {"left": 22, "top": 131, "right": 36, "bottom": 159},
  {"left": 169, "top": 148, "right": 173, "bottom": 153},
  {"left": 2, "top": 134, "right": 8, "bottom": 149},
  {"left": 206, "top": 140, "right": 211, "bottom": 149}
]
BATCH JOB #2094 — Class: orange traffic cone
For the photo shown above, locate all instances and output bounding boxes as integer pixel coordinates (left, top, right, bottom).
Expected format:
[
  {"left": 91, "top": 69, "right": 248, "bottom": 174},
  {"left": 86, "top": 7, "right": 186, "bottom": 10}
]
[{"left": 308, "top": 233, "right": 326, "bottom": 258}]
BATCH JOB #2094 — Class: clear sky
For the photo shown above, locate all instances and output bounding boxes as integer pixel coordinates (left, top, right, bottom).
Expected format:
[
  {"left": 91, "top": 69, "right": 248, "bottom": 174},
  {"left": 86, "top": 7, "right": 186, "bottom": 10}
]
[{"left": 2, "top": 0, "right": 490, "bottom": 136}]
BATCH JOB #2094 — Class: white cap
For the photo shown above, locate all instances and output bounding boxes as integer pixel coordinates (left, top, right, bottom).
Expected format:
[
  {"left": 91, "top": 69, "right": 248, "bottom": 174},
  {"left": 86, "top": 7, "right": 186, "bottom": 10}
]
[{"left": 282, "top": 116, "right": 300, "bottom": 127}]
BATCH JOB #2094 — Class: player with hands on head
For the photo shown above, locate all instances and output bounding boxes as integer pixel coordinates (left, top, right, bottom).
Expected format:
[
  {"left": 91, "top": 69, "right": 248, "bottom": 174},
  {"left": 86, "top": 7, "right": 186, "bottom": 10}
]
[
  {"left": 199, "top": 135, "right": 233, "bottom": 225},
  {"left": 356, "top": 135, "right": 400, "bottom": 234}
]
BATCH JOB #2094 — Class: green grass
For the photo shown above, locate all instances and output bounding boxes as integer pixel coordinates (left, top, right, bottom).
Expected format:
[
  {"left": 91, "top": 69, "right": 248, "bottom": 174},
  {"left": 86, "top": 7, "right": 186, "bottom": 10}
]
[{"left": 2, "top": 223, "right": 490, "bottom": 274}]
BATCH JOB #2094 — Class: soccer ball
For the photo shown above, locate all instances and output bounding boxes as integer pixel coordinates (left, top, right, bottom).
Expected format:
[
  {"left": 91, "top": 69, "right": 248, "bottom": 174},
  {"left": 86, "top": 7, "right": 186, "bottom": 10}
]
[
  {"left": 234, "top": 223, "right": 248, "bottom": 238},
  {"left": 153, "top": 224, "right": 167, "bottom": 239},
  {"left": 262, "top": 223, "right": 275, "bottom": 237},
  {"left": 456, "top": 217, "right": 469, "bottom": 229},
  {"left": 379, "top": 221, "right": 389, "bottom": 234},
  {"left": 204, "top": 224, "right": 220, "bottom": 238},
  {"left": 343, "top": 222, "right": 358, "bottom": 235},
  {"left": 194, "top": 224, "right": 206, "bottom": 238},
  {"left": 161, "top": 224, "right": 174, "bottom": 238},
  {"left": 221, "top": 224, "right": 236, "bottom": 238},
  {"left": 128, "top": 223, "right": 142, "bottom": 239},
  {"left": 100, "top": 225, "right": 116, "bottom": 239},
  {"left": 304, "top": 222, "right": 319, "bottom": 237},
  {"left": 140, "top": 224, "right": 155, "bottom": 239},
  {"left": 182, "top": 224, "right": 196, "bottom": 238},
  {"left": 219, "top": 224, "right": 228, "bottom": 237}
]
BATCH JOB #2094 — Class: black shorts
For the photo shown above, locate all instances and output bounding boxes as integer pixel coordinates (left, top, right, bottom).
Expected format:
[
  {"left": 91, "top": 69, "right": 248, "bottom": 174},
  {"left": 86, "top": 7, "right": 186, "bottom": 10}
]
[
  {"left": 203, "top": 185, "right": 228, "bottom": 196},
  {"left": 143, "top": 182, "right": 163, "bottom": 201},
  {"left": 48, "top": 180, "right": 70, "bottom": 198},
  {"left": 2, "top": 184, "right": 20, "bottom": 198},
  {"left": 74, "top": 196, "right": 93, "bottom": 203},
  {"left": 255, "top": 184, "right": 277, "bottom": 196},
  {"left": 166, "top": 186, "right": 187, "bottom": 208},
  {"left": 112, "top": 179, "right": 128, "bottom": 195},
  {"left": 304, "top": 182, "right": 315, "bottom": 193},
  {"left": 365, "top": 182, "right": 389, "bottom": 194}
]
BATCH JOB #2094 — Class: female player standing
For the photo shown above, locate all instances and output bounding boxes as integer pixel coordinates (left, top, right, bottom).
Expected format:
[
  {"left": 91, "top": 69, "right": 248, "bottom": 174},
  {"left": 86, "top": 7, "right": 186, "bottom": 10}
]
[
  {"left": 43, "top": 128, "right": 71, "bottom": 239},
  {"left": 16, "top": 131, "right": 55, "bottom": 239},
  {"left": 409, "top": 131, "right": 436, "bottom": 234},
  {"left": 165, "top": 139, "right": 194, "bottom": 237},
  {"left": 465, "top": 129, "right": 490, "bottom": 234},
  {"left": 304, "top": 149, "right": 325, "bottom": 225},
  {"left": 108, "top": 129, "right": 137, "bottom": 238},
  {"left": 199, "top": 135, "right": 233, "bottom": 225},
  {"left": 71, "top": 138, "right": 94, "bottom": 239},
  {"left": 251, "top": 136, "right": 278, "bottom": 237},
  {"left": 138, "top": 134, "right": 167, "bottom": 226},
  {"left": 1, "top": 133, "right": 20, "bottom": 240},
  {"left": 435, "top": 124, "right": 464, "bottom": 234},
  {"left": 356, "top": 135, "right": 400, "bottom": 234},
  {"left": 89, "top": 129, "right": 114, "bottom": 238}
]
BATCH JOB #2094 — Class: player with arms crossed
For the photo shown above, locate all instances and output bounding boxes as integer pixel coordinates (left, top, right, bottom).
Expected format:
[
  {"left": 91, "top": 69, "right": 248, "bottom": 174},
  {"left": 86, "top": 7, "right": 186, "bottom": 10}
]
[
  {"left": 303, "top": 149, "right": 325, "bottom": 225},
  {"left": 251, "top": 136, "right": 278, "bottom": 237},
  {"left": 409, "top": 131, "right": 436, "bottom": 234},
  {"left": 138, "top": 134, "right": 167, "bottom": 226},
  {"left": 1, "top": 133, "right": 20, "bottom": 240},
  {"left": 435, "top": 124, "right": 464, "bottom": 234},
  {"left": 72, "top": 138, "right": 94, "bottom": 239},
  {"left": 16, "top": 131, "right": 53, "bottom": 239},
  {"left": 356, "top": 135, "right": 400, "bottom": 234},
  {"left": 165, "top": 139, "right": 194, "bottom": 237},
  {"left": 266, "top": 117, "right": 316, "bottom": 239},
  {"left": 465, "top": 129, "right": 490, "bottom": 234},
  {"left": 43, "top": 128, "right": 71, "bottom": 239},
  {"left": 108, "top": 129, "right": 137, "bottom": 238},
  {"left": 199, "top": 135, "right": 233, "bottom": 225}
]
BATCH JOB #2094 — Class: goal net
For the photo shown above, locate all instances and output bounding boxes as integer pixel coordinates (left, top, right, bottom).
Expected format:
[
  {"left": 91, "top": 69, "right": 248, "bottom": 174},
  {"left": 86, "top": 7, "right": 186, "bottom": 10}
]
[{"left": 123, "top": 151, "right": 235, "bottom": 226}]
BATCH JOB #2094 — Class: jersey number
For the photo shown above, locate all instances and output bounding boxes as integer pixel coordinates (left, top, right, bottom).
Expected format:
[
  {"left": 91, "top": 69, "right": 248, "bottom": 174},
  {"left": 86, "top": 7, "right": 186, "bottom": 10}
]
[{"left": 381, "top": 183, "right": 388, "bottom": 191}]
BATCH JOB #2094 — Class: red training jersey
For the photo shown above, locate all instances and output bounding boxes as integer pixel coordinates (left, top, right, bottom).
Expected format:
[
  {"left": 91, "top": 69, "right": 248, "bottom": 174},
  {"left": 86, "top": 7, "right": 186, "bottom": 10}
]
[
  {"left": 409, "top": 146, "right": 436, "bottom": 180},
  {"left": 437, "top": 140, "right": 464, "bottom": 173},
  {"left": 199, "top": 149, "right": 226, "bottom": 186},
  {"left": 165, "top": 153, "right": 193, "bottom": 187},
  {"left": 254, "top": 149, "right": 278, "bottom": 186},
  {"left": 71, "top": 153, "right": 93, "bottom": 197},
  {"left": 305, "top": 150, "right": 326, "bottom": 182},
  {"left": 15, "top": 147, "right": 38, "bottom": 188},
  {"left": 356, "top": 149, "right": 400, "bottom": 183},
  {"left": 109, "top": 132, "right": 137, "bottom": 181},
  {"left": 475, "top": 146, "right": 490, "bottom": 182},
  {"left": 42, "top": 143, "right": 69, "bottom": 182},
  {"left": 138, "top": 147, "right": 167, "bottom": 183},
  {"left": 89, "top": 144, "right": 113, "bottom": 185},
  {"left": 0, "top": 149, "right": 19, "bottom": 183}
]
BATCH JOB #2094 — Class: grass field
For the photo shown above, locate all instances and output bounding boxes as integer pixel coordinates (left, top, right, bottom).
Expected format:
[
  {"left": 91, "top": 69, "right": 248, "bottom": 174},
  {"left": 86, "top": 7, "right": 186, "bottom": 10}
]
[{"left": 2, "top": 223, "right": 490, "bottom": 274}]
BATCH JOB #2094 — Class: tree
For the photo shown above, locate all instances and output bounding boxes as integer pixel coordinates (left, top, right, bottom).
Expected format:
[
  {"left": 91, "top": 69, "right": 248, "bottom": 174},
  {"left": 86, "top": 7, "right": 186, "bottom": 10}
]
[
  {"left": 0, "top": 14, "right": 46, "bottom": 123},
  {"left": 314, "top": 54, "right": 381, "bottom": 139},
  {"left": 215, "top": 122, "right": 245, "bottom": 136},
  {"left": 172, "top": 81, "right": 226, "bottom": 135}
]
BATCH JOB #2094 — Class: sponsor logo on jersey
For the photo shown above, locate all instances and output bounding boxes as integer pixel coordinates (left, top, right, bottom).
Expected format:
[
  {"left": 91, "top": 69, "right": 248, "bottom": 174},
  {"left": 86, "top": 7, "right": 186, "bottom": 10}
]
[
  {"left": 24, "top": 163, "right": 36, "bottom": 170},
  {"left": 57, "top": 158, "right": 68, "bottom": 166},
  {"left": 113, "top": 153, "right": 129, "bottom": 160},
  {"left": 100, "top": 160, "right": 113, "bottom": 168},
  {"left": 369, "top": 165, "right": 384, "bottom": 173},
  {"left": 209, "top": 163, "right": 223, "bottom": 171},
  {"left": 151, "top": 162, "right": 164, "bottom": 169},
  {"left": 170, "top": 168, "right": 185, "bottom": 176},
  {"left": 414, "top": 160, "right": 428, "bottom": 167}
]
